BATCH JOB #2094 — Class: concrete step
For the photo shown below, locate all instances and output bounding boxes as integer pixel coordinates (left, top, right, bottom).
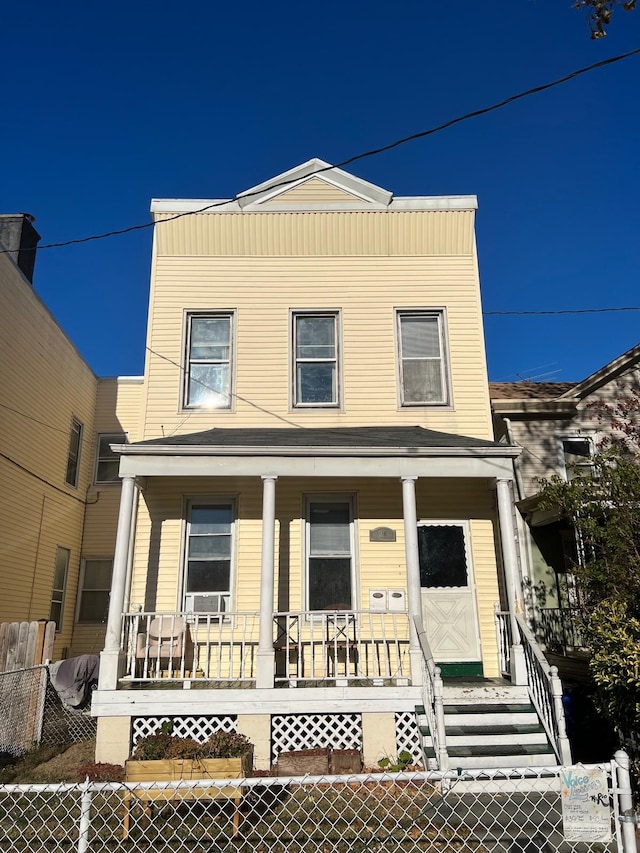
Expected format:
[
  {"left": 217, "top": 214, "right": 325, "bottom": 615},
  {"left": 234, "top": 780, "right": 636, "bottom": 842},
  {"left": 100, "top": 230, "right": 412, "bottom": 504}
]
[{"left": 443, "top": 711, "right": 539, "bottom": 727}]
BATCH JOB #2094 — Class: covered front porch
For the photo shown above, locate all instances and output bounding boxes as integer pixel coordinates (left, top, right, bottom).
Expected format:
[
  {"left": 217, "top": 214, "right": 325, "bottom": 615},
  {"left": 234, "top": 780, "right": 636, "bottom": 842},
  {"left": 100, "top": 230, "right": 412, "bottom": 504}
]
[{"left": 96, "top": 426, "right": 526, "bottom": 697}]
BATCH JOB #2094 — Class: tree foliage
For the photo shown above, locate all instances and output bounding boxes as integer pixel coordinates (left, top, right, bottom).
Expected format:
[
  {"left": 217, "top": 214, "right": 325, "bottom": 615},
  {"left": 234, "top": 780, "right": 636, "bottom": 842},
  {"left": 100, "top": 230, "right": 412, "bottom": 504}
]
[
  {"left": 573, "top": 0, "right": 636, "bottom": 39},
  {"left": 537, "top": 388, "right": 640, "bottom": 772}
]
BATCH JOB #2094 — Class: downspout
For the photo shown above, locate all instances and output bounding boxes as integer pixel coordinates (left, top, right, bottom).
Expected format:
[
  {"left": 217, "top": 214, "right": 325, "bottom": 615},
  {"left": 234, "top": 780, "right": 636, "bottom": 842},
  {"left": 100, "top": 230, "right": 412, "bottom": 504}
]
[{"left": 503, "top": 418, "right": 525, "bottom": 501}]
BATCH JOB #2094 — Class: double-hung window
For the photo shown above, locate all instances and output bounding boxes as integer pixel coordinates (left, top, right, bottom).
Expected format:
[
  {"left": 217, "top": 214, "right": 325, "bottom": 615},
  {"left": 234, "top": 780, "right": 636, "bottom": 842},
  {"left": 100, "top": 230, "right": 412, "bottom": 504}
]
[
  {"left": 95, "top": 433, "right": 127, "bottom": 483},
  {"left": 559, "top": 435, "right": 595, "bottom": 481},
  {"left": 293, "top": 312, "right": 340, "bottom": 407},
  {"left": 50, "top": 546, "right": 70, "bottom": 630},
  {"left": 65, "top": 418, "right": 83, "bottom": 487},
  {"left": 396, "top": 310, "right": 449, "bottom": 406},
  {"left": 183, "top": 503, "right": 234, "bottom": 614},
  {"left": 77, "top": 559, "right": 112, "bottom": 623},
  {"left": 306, "top": 498, "right": 354, "bottom": 611},
  {"left": 184, "top": 313, "right": 234, "bottom": 409}
]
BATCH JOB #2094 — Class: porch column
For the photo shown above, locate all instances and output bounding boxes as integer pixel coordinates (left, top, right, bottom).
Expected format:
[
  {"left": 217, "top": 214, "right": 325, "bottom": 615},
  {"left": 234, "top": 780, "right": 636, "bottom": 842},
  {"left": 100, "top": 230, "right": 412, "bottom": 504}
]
[
  {"left": 99, "top": 475, "right": 136, "bottom": 690},
  {"left": 257, "top": 475, "right": 277, "bottom": 688},
  {"left": 402, "top": 476, "right": 424, "bottom": 685},
  {"left": 496, "top": 478, "right": 527, "bottom": 685}
]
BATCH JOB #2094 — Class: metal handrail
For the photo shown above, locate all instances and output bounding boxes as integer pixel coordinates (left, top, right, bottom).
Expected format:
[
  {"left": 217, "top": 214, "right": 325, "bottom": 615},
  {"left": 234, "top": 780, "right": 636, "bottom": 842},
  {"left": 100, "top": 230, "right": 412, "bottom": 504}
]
[{"left": 411, "top": 618, "right": 448, "bottom": 770}]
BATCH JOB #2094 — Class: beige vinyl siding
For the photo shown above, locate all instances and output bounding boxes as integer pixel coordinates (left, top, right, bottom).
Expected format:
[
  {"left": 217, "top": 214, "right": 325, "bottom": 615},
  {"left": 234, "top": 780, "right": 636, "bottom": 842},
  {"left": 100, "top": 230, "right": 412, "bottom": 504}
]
[
  {"left": 261, "top": 177, "right": 367, "bottom": 205},
  {"left": 74, "top": 378, "right": 144, "bottom": 655},
  {"left": 130, "top": 477, "right": 499, "bottom": 675},
  {"left": 154, "top": 211, "right": 475, "bottom": 257},
  {"left": 0, "top": 253, "right": 97, "bottom": 656},
  {"left": 143, "top": 254, "right": 492, "bottom": 440}
]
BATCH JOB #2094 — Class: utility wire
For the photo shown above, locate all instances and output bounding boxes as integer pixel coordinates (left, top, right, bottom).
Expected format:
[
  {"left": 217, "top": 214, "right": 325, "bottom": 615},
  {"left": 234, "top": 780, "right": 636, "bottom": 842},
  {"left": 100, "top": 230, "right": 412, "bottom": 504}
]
[
  {"left": 0, "top": 450, "right": 88, "bottom": 504},
  {"left": 484, "top": 306, "right": 640, "bottom": 315},
  {"left": 2, "top": 45, "right": 639, "bottom": 255},
  {"left": 0, "top": 400, "right": 71, "bottom": 433}
]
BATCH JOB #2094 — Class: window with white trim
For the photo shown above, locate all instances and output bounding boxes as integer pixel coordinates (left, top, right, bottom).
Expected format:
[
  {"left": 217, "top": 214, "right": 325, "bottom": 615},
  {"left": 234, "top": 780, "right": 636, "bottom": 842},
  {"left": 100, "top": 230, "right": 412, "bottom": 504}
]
[
  {"left": 77, "top": 559, "right": 112, "bottom": 623},
  {"left": 306, "top": 498, "right": 354, "bottom": 610},
  {"left": 50, "top": 546, "right": 70, "bottom": 630},
  {"left": 184, "top": 313, "right": 234, "bottom": 409},
  {"left": 183, "top": 503, "right": 234, "bottom": 613},
  {"left": 292, "top": 312, "right": 340, "bottom": 407},
  {"left": 559, "top": 435, "right": 595, "bottom": 481},
  {"left": 396, "top": 311, "right": 449, "bottom": 406},
  {"left": 65, "top": 418, "right": 83, "bottom": 486},
  {"left": 95, "top": 433, "right": 127, "bottom": 483}
]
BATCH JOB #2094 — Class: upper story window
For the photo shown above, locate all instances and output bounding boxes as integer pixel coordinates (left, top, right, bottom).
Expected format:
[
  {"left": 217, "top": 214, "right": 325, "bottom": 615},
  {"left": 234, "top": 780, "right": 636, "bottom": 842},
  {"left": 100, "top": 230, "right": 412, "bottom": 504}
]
[
  {"left": 95, "top": 433, "right": 127, "bottom": 483},
  {"left": 184, "top": 313, "right": 234, "bottom": 409},
  {"left": 65, "top": 418, "right": 83, "bottom": 487},
  {"left": 396, "top": 310, "right": 450, "bottom": 406},
  {"left": 560, "top": 435, "right": 595, "bottom": 481},
  {"left": 292, "top": 312, "right": 340, "bottom": 407}
]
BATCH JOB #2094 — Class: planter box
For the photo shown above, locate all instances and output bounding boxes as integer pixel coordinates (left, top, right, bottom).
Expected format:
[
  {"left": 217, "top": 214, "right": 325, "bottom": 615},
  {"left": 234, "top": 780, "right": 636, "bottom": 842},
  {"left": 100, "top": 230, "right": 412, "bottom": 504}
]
[
  {"left": 123, "top": 754, "right": 252, "bottom": 836},
  {"left": 276, "top": 747, "right": 363, "bottom": 776},
  {"left": 276, "top": 747, "right": 330, "bottom": 776}
]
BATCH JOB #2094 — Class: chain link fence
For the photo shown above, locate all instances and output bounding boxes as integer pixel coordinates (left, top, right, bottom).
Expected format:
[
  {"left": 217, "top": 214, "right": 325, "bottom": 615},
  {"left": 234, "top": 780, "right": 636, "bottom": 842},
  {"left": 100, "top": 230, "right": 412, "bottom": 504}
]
[
  {"left": 0, "top": 666, "right": 96, "bottom": 758},
  {"left": 0, "top": 760, "right": 635, "bottom": 853}
]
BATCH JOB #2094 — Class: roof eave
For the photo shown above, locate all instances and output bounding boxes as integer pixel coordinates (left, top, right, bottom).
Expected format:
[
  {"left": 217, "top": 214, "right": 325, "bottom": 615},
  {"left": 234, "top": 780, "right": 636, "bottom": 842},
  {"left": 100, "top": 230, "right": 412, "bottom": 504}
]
[{"left": 112, "top": 443, "right": 520, "bottom": 458}]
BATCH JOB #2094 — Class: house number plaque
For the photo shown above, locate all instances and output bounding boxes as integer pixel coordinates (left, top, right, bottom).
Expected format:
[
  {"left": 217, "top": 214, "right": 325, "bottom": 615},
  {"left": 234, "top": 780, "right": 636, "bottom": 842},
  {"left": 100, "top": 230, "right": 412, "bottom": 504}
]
[{"left": 369, "top": 527, "right": 396, "bottom": 542}]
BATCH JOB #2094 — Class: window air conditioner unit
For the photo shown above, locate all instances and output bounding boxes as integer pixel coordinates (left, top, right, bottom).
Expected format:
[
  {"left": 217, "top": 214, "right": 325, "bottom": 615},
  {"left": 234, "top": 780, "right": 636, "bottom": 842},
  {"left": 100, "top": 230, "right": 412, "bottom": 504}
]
[{"left": 184, "top": 593, "right": 227, "bottom": 617}]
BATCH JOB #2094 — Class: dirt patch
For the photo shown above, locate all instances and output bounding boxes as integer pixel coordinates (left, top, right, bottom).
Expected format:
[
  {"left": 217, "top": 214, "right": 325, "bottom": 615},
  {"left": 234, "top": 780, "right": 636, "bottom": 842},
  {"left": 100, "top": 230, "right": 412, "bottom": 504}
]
[{"left": 0, "top": 740, "right": 96, "bottom": 784}]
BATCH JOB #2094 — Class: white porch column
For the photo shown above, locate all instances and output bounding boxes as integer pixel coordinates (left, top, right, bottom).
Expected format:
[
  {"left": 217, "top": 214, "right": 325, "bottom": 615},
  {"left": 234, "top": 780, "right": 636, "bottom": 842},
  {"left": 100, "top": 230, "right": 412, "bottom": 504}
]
[
  {"left": 256, "top": 475, "right": 277, "bottom": 688},
  {"left": 99, "top": 475, "right": 136, "bottom": 690},
  {"left": 496, "top": 478, "right": 527, "bottom": 685},
  {"left": 402, "top": 476, "right": 424, "bottom": 685}
]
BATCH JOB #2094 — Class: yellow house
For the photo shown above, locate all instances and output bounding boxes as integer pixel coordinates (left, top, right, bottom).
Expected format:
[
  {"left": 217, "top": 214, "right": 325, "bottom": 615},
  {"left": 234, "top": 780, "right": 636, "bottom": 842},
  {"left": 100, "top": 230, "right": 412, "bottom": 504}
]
[
  {"left": 0, "top": 215, "right": 97, "bottom": 660},
  {"left": 87, "top": 160, "right": 569, "bottom": 770}
]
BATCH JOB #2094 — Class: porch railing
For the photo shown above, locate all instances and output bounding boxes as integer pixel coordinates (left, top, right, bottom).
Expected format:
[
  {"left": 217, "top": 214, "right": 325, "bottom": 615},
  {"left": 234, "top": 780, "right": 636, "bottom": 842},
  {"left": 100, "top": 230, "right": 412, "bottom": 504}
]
[
  {"left": 122, "top": 611, "right": 260, "bottom": 682},
  {"left": 121, "top": 610, "right": 412, "bottom": 686},
  {"left": 536, "top": 607, "right": 587, "bottom": 652},
  {"left": 412, "top": 618, "right": 448, "bottom": 770},
  {"left": 494, "top": 610, "right": 572, "bottom": 765},
  {"left": 272, "top": 610, "right": 411, "bottom": 684}
]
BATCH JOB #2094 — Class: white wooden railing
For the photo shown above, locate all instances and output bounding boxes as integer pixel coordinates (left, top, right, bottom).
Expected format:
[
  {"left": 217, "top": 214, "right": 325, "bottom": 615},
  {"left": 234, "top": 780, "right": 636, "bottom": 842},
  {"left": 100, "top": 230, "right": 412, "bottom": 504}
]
[
  {"left": 495, "top": 609, "right": 572, "bottom": 764},
  {"left": 121, "top": 610, "right": 412, "bottom": 686},
  {"left": 412, "top": 618, "right": 448, "bottom": 770},
  {"left": 122, "top": 611, "right": 260, "bottom": 682},
  {"left": 272, "top": 610, "right": 411, "bottom": 684},
  {"left": 537, "top": 607, "right": 587, "bottom": 652}
]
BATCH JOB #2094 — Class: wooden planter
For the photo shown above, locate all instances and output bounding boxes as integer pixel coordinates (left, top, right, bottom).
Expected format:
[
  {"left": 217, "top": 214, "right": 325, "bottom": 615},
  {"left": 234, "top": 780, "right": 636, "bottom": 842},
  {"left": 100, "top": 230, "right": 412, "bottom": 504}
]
[
  {"left": 123, "top": 753, "right": 252, "bottom": 837},
  {"left": 276, "top": 747, "right": 362, "bottom": 776}
]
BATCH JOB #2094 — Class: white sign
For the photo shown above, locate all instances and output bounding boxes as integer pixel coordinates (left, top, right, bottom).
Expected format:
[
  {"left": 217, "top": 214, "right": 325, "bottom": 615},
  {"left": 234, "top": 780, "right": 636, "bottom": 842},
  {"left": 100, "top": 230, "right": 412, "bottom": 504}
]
[{"left": 561, "top": 766, "right": 612, "bottom": 842}]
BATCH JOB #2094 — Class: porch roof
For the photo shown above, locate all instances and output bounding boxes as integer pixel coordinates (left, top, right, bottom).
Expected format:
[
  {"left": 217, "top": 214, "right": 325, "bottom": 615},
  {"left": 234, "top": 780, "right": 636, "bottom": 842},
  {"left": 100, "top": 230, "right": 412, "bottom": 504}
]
[{"left": 114, "top": 426, "right": 519, "bottom": 480}]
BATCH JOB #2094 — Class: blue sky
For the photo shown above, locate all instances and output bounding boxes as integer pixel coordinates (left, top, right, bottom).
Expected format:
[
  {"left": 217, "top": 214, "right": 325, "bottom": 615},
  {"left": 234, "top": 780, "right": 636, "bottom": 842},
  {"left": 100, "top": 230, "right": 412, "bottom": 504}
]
[{"left": 2, "top": 1, "right": 639, "bottom": 382}]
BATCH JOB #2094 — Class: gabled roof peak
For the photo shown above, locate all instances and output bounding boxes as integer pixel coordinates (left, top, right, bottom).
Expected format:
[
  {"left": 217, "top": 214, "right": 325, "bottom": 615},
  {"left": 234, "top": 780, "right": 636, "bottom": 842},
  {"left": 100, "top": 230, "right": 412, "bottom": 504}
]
[{"left": 237, "top": 158, "right": 393, "bottom": 209}]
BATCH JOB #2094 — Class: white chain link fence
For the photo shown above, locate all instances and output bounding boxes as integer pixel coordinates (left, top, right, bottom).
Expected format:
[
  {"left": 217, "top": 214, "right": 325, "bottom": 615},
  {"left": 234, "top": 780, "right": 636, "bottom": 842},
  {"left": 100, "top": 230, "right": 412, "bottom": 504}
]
[
  {"left": 0, "top": 666, "right": 96, "bottom": 758},
  {"left": 0, "top": 759, "right": 636, "bottom": 852}
]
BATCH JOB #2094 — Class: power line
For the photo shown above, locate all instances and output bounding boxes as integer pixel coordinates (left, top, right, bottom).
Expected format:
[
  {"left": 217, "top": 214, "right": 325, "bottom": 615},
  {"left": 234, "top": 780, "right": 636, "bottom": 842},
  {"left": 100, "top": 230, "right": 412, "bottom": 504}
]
[
  {"left": 0, "top": 400, "right": 71, "bottom": 433},
  {"left": 0, "top": 450, "right": 87, "bottom": 504},
  {"left": 484, "top": 306, "right": 640, "bottom": 315},
  {"left": 2, "top": 45, "right": 639, "bottom": 255}
]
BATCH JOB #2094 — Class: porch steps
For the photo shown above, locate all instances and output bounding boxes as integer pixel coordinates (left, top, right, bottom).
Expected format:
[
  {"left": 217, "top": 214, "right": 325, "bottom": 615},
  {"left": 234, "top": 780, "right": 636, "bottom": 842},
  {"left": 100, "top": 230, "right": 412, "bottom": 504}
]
[{"left": 417, "top": 683, "right": 557, "bottom": 770}]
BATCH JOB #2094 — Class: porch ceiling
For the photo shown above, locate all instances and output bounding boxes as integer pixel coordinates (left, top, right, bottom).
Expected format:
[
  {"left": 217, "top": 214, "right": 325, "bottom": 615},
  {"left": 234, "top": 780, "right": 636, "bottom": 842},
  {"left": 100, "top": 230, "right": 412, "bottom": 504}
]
[{"left": 115, "top": 426, "right": 519, "bottom": 480}]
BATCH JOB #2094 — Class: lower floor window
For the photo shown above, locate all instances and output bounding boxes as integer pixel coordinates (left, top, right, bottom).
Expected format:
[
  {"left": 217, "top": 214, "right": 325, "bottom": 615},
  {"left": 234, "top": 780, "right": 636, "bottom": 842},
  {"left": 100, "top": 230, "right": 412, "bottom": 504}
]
[
  {"left": 184, "top": 502, "right": 234, "bottom": 613},
  {"left": 307, "top": 499, "right": 354, "bottom": 610},
  {"left": 77, "top": 559, "right": 113, "bottom": 623},
  {"left": 50, "top": 546, "right": 70, "bottom": 630}
]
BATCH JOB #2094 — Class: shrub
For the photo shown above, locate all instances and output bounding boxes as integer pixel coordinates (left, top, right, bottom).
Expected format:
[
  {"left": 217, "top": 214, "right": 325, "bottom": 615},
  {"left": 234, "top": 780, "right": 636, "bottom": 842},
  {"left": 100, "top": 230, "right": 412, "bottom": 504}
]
[
  {"left": 131, "top": 730, "right": 253, "bottom": 760},
  {"left": 201, "top": 731, "right": 253, "bottom": 758},
  {"left": 76, "top": 762, "right": 125, "bottom": 782}
]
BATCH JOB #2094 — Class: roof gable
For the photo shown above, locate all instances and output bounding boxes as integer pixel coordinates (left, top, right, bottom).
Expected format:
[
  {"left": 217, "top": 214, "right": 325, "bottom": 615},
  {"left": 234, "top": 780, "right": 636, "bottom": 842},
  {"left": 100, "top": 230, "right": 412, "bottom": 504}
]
[
  {"left": 558, "top": 342, "right": 640, "bottom": 401},
  {"left": 237, "top": 158, "right": 392, "bottom": 210}
]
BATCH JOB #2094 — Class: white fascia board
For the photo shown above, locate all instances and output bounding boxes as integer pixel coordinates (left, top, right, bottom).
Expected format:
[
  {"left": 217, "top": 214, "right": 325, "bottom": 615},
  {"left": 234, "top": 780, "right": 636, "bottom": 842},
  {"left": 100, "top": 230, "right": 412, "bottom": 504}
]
[
  {"left": 114, "top": 443, "right": 519, "bottom": 459},
  {"left": 150, "top": 199, "right": 240, "bottom": 214},
  {"left": 390, "top": 196, "right": 478, "bottom": 211},
  {"left": 92, "top": 685, "right": 422, "bottom": 716},
  {"left": 492, "top": 399, "right": 577, "bottom": 416},
  {"left": 117, "top": 452, "right": 517, "bottom": 480}
]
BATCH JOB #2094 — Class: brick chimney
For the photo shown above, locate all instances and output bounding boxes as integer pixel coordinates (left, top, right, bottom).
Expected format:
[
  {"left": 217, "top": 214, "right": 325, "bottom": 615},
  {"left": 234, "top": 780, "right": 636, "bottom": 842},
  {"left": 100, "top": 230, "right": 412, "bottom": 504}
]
[{"left": 0, "top": 214, "right": 41, "bottom": 284}]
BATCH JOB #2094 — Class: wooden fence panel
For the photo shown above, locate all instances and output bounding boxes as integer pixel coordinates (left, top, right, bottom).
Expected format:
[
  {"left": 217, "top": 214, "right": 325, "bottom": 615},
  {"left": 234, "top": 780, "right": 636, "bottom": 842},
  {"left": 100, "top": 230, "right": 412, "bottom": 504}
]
[{"left": 0, "top": 621, "right": 56, "bottom": 673}]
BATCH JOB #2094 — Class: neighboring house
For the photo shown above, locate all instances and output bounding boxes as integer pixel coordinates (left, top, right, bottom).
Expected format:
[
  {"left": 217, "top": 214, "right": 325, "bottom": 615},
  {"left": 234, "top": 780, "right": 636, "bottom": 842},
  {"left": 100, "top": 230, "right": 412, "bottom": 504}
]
[
  {"left": 92, "top": 159, "right": 569, "bottom": 771},
  {"left": 490, "top": 343, "right": 640, "bottom": 658},
  {"left": 0, "top": 213, "right": 141, "bottom": 661}
]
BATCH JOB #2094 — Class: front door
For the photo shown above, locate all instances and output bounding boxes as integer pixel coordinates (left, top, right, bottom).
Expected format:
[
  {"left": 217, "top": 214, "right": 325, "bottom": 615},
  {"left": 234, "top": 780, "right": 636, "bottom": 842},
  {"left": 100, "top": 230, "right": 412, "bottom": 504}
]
[{"left": 418, "top": 522, "right": 482, "bottom": 663}]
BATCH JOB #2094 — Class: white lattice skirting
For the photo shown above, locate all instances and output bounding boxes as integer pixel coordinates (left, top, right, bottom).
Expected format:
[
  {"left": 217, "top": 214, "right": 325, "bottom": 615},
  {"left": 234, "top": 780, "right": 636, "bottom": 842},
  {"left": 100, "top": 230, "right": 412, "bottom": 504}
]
[
  {"left": 131, "top": 715, "right": 237, "bottom": 745},
  {"left": 271, "top": 714, "right": 362, "bottom": 762},
  {"left": 394, "top": 711, "right": 423, "bottom": 766}
]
